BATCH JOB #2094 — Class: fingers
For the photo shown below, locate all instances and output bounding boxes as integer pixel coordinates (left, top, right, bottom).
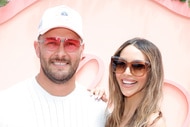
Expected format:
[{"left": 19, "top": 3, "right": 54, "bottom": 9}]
[
  {"left": 88, "top": 87, "right": 108, "bottom": 102},
  {"left": 101, "top": 94, "right": 108, "bottom": 102},
  {"left": 89, "top": 88, "right": 103, "bottom": 99}
]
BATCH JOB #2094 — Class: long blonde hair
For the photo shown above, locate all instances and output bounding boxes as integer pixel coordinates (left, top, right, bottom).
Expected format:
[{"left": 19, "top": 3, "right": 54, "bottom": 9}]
[{"left": 105, "top": 37, "right": 164, "bottom": 127}]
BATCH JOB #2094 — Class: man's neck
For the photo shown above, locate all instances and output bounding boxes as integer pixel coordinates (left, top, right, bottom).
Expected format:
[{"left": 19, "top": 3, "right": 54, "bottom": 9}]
[{"left": 35, "top": 74, "right": 76, "bottom": 96}]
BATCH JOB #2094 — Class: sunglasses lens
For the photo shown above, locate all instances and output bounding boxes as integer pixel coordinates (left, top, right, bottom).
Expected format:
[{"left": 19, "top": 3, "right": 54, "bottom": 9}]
[
  {"left": 40, "top": 37, "right": 81, "bottom": 52},
  {"left": 131, "top": 62, "right": 146, "bottom": 76},
  {"left": 112, "top": 58, "right": 126, "bottom": 73},
  {"left": 43, "top": 37, "right": 60, "bottom": 51},
  {"left": 64, "top": 39, "right": 81, "bottom": 52}
]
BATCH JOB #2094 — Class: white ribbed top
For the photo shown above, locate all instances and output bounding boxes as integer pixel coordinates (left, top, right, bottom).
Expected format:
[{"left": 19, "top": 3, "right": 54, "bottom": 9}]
[{"left": 0, "top": 77, "right": 106, "bottom": 127}]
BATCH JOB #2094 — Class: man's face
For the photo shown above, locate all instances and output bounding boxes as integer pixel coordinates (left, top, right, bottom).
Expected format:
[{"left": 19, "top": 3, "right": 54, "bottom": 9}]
[{"left": 34, "top": 28, "right": 84, "bottom": 84}]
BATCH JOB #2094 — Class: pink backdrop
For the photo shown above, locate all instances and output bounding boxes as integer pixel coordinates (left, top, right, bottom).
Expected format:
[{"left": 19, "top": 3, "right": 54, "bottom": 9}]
[
  {"left": 0, "top": 0, "right": 190, "bottom": 90},
  {"left": 0, "top": 0, "right": 190, "bottom": 126}
]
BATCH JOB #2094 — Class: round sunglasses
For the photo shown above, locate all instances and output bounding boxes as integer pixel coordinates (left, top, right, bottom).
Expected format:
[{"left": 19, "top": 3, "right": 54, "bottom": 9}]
[
  {"left": 38, "top": 37, "right": 83, "bottom": 53},
  {"left": 111, "top": 56, "right": 150, "bottom": 77}
]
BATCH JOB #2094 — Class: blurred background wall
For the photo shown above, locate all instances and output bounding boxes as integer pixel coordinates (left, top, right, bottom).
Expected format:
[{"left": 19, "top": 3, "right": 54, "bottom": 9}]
[{"left": 0, "top": 0, "right": 190, "bottom": 92}]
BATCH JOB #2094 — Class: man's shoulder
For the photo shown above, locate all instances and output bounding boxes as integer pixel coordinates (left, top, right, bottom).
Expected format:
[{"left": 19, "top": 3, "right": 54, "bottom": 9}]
[
  {"left": 0, "top": 77, "right": 35, "bottom": 98},
  {"left": 75, "top": 84, "right": 107, "bottom": 107}
]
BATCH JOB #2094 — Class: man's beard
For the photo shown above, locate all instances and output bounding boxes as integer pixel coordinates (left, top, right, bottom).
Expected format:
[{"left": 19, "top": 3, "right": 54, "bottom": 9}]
[
  {"left": 40, "top": 57, "right": 78, "bottom": 84},
  {"left": 41, "top": 64, "right": 77, "bottom": 84}
]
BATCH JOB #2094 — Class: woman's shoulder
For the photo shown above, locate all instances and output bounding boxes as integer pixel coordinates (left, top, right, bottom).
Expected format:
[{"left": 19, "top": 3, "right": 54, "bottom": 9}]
[{"left": 148, "top": 111, "right": 166, "bottom": 127}]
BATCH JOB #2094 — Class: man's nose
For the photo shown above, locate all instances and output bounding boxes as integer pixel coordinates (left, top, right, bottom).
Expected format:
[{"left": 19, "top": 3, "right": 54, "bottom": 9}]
[{"left": 56, "top": 42, "right": 66, "bottom": 57}]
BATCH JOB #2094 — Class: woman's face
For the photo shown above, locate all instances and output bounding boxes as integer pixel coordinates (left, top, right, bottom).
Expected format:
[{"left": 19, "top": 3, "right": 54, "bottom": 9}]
[{"left": 116, "top": 45, "right": 149, "bottom": 98}]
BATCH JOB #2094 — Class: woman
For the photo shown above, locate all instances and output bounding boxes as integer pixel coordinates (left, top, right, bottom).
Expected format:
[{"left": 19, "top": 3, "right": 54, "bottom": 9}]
[{"left": 105, "top": 37, "right": 165, "bottom": 127}]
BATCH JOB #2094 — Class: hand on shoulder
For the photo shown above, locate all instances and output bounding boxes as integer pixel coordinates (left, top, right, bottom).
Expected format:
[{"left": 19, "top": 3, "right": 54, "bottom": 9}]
[{"left": 88, "top": 87, "right": 108, "bottom": 102}]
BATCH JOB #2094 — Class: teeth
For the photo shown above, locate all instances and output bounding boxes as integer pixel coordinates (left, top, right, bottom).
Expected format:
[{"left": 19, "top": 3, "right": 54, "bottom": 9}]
[
  {"left": 54, "top": 62, "right": 66, "bottom": 66},
  {"left": 122, "top": 80, "right": 136, "bottom": 85}
]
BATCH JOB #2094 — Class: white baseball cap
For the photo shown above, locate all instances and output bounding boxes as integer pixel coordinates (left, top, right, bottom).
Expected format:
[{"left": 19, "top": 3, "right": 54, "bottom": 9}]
[{"left": 38, "top": 5, "right": 83, "bottom": 40}]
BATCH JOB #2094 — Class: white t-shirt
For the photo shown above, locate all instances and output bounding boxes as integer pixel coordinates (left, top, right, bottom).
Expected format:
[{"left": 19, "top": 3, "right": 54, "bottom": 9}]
[{"left": 0, "top": 77, "right": 106, "bottom": 127}]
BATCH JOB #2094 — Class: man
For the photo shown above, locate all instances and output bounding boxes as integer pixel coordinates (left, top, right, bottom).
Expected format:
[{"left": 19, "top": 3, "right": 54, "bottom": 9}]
[{"left": 0, "top": 5, "right": 106, "bottom": 127}]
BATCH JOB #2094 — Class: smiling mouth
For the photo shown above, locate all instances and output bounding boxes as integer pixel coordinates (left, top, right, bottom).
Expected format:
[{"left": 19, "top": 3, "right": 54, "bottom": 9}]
[
  {"left": 54, "top": 62, "right": 67, "bottom": 66},
  {"left": 122, "top": 79, "right": 137, "bottom": 85}
]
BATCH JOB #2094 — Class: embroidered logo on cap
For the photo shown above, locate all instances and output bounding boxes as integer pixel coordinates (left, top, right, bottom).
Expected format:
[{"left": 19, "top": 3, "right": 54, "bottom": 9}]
[{"left": 61, "top": 11, "right": 68, "bottom": 16}]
